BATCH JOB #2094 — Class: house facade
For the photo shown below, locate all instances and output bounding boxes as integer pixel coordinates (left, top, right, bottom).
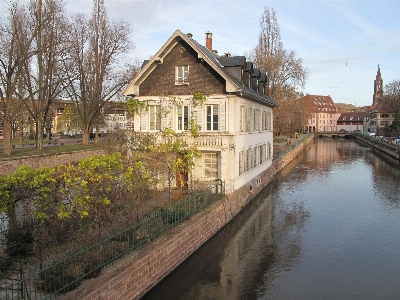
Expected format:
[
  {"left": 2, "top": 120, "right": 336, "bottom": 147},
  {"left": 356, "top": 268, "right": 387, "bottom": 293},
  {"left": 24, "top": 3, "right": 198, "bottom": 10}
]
[
  {"left": 336, "top": 111, "right": 368, "bottom": 132},
  {"left": 123, "top": 30, "right": 277, "bottom": 194},
  {"left": 301, "top": 95, "right": 339, "bottom": 132}
]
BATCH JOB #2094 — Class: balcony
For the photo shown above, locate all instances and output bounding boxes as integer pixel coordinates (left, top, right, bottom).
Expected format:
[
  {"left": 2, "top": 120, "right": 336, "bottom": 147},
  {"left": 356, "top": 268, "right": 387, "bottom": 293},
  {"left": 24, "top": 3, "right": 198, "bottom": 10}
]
[{"left": 140, "top": 131, "right": 234, "bottom": 148}]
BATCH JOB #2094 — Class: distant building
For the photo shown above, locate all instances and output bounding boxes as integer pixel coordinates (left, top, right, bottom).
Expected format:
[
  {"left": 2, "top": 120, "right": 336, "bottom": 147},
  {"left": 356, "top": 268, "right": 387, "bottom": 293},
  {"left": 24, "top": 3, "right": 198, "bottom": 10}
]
[
  {"left": 336, "top": 111, "right": 368, "bottom": 132},
  {"left": 300, "top": 95, "right": 339, "bottom": 132},
  {"left": 101, "top": 102, "right": 133, "bottom": 133},
  {"left": 364, "top": 65, "right": 397, "bottom": 136}
]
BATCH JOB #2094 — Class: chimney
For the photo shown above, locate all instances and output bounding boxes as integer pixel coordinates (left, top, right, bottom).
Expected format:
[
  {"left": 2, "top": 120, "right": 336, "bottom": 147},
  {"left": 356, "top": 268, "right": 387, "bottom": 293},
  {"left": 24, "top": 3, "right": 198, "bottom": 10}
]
[{"left": 205, "top": 31, "right": 212, "bottom": 51}]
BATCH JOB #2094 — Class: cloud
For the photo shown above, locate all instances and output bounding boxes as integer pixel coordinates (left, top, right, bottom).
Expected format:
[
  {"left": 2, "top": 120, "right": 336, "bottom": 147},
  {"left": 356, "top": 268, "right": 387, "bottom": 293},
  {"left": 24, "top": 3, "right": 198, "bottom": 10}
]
[{"left": 330, "top": 2, "right": 380, "bottom": 37}]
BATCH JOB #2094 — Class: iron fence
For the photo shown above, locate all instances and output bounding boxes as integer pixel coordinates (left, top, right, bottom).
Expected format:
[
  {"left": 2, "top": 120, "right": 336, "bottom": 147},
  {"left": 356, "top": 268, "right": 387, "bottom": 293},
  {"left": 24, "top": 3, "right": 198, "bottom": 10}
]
[
  {"left": 0, "top": 182, "right": 224, "bottom": 299},
  {"left": 273, "top": 133, "right": 315, "bottom": 160}
]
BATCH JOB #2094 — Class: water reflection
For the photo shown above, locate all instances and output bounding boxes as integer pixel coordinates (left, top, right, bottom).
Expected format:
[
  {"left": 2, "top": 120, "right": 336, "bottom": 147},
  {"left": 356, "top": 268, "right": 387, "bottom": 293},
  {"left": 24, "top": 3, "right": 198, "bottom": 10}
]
[{"left": 142, "top": 138, "right": 400, "bottom": 300}]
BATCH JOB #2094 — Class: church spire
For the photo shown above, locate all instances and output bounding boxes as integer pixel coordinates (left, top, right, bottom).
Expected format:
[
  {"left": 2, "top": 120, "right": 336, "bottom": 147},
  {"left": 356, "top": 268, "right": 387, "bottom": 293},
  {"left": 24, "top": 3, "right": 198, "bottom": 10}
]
[{"left": 373, "top": 64, "right": 383, "bottom": 105}]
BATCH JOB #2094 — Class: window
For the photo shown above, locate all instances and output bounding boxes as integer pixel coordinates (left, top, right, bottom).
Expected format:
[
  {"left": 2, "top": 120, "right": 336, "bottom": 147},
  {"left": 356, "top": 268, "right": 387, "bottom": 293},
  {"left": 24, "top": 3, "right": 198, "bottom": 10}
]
[
  {"left": 177, "top": 105, "right": 190, "bottom": 131},
  {"left": 149, "top": 105, "right": 161, "bottom": 130},
  {"left": 206, "top": 105, "right": 219, "bottom": 131},
  {"left": 204, "top": 153, "right": 219, "bottom": 179},
  {"left": 175, "top": 65, "right": 189, "bottom": 84}
]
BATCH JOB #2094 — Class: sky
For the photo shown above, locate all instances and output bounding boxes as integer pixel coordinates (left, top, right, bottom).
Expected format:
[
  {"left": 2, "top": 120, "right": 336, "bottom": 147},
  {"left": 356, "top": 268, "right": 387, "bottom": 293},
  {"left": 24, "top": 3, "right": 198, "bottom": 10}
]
[{"left": 2, "top": 0, "right": 399, "bottom": 106}]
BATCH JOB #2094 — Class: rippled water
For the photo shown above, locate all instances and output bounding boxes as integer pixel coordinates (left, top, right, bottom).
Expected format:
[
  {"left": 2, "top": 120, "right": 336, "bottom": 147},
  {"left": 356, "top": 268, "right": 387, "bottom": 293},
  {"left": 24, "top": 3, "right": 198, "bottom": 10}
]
[{"left": 142, "top": 138, "right": 400, "bottom": 300}]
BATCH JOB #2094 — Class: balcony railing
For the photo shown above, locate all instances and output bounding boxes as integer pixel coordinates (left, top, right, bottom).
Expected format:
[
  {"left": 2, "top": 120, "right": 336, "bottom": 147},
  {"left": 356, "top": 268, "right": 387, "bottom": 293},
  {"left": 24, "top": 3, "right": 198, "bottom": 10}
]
[{"left": 150, "top": 132, "right": 234, "bottom": 148}]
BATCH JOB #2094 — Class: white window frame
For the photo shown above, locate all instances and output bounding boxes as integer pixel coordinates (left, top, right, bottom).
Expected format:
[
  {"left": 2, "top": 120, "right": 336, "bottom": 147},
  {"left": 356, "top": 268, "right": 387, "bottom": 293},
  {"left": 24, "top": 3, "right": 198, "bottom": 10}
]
[
  {"left": 206, "top": 104, "right": 219, "bottom": 131},
  {"left": 175, "top": 65, "right": 189, "bottom": 85},
  {"left": 204, "top": 152, "right": 219, "bottom": 179},
  {"left": 177, "top": 105, "right": 190, "bottom": 131},
  {"left": 149, "top": 105, "right": 161, "bottom": 131}
]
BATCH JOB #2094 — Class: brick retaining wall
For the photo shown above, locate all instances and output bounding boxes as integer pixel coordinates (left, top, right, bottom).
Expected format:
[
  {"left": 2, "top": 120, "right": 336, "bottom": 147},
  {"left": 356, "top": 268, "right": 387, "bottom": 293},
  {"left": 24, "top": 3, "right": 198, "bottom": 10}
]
[{"left": 62, "top": 134, "right": 314, "bottom": 300}]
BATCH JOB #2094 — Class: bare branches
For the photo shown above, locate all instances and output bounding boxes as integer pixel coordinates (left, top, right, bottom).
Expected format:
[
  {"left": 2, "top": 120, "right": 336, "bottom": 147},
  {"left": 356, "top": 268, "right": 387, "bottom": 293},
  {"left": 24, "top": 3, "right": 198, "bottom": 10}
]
[
  {"left": 62, "top": 0, "right": 133, "bottom": 144},
  {"left": 251, "top": 6, "right": 308, "bottom": 134}
]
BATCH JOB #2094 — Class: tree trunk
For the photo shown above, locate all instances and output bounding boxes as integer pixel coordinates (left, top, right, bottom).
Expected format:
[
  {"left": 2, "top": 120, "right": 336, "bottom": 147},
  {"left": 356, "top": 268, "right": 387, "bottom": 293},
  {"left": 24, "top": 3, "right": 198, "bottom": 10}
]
[
  {"left": 2, "top": 120, "right": 12, "bottom": 155},
  {"left": 82, "top": 130, "right": 90, "bottom": 145},
  {"left": 36, "top": 120, "right": 45, "bottom": 150},
  {"left": 95, "top": 126, "right": 99, "bottom": 144}
]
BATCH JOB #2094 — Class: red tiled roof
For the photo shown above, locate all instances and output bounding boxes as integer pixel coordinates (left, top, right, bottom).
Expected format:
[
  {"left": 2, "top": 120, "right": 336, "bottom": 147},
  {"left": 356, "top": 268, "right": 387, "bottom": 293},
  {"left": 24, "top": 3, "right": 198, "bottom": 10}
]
[
  {"left": 337, "top": 111, "right": 369, "bottom": 121},
  {"left": 300, "top": 94, "right": 336, "bottom": 113}
]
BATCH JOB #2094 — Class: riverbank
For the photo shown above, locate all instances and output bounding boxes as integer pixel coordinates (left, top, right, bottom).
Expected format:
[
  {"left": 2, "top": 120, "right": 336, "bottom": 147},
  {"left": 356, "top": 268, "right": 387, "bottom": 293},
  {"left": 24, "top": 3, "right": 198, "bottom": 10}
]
[
  {"left": 356, "top": 134, "right": 400, "bottom": 161},
  {"left": 62, "top": 134, "right": 315, "bottom": 300}
]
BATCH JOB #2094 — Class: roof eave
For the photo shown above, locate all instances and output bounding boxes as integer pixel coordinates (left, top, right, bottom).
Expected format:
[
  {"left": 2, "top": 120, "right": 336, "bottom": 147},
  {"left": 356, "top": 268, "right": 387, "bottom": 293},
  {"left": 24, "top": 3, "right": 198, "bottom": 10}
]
[{"left": 239, "top": 89, "right": 278, "bottom": 108}]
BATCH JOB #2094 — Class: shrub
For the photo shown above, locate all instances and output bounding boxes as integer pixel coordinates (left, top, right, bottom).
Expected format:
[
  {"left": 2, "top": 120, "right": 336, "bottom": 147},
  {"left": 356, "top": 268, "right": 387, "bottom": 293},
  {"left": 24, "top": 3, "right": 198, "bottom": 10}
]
[{"left": 5, "top": 221, "right": 35, "bottom": 258}]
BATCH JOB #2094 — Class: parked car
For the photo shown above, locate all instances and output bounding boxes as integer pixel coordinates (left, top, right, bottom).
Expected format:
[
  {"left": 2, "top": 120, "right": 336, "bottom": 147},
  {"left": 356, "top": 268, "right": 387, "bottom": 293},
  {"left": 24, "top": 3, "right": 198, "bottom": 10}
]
[
  {"left": 381, "top": 137, "right": 390, "bottom": 143},
  {"left": 393, "top": 139, "right": 400, "bottom": 145}
]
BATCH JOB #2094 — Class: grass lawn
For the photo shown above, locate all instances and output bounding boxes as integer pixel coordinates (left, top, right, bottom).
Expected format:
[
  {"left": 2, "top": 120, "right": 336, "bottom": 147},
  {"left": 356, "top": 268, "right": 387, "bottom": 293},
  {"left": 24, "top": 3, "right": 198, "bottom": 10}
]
[{"left": 0, "top": 139, "right": 99, "bottom": 159}]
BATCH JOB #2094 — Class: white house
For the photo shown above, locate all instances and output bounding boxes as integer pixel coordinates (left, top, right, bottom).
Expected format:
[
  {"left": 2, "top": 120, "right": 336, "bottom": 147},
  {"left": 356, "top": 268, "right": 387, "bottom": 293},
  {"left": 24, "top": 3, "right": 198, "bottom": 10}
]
[
  {"left": 123, "top": 30, "right": 277, "bottom": 194},
  {"left": 336, "top": 111, "right": 368, "bottom": 132}
]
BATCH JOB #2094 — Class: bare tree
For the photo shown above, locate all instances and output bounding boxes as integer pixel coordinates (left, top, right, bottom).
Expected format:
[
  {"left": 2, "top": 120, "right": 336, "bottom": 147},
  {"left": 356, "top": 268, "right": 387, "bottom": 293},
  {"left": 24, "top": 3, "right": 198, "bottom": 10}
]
[
  {"left": 0, "top": 2, "right": 36, "bottom": 155},
  {"left": 384, "top": 80, "right": 400, "bottom": 135},
  {"left": 249, "top": 6, "right": 308, "bottom": 134},
  {"left": 62, "top": 0, "right": 133, "bottom": 144},
  {"left": 22, "top": 0, "right": 68, "bottom": 150}
]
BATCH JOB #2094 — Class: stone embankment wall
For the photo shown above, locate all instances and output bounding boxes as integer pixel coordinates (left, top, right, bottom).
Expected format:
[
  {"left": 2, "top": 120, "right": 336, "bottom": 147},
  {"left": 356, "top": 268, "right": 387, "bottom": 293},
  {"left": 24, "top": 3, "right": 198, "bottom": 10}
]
[
  {"left": 356, "top": 135, "right": 400, "bottom": 161},
  {"left": 0, "top": 149, "right": 105, "bottom": 175},
  {"left": 63, "top": 134, "right": 314, "bottom": 300}
]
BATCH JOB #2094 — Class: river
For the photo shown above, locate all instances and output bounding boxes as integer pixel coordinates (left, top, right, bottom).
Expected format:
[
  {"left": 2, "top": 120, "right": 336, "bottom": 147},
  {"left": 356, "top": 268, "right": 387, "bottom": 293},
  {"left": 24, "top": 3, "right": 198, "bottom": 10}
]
[{"left": 142, "top": 138, "right": 400, "bottom": 300}]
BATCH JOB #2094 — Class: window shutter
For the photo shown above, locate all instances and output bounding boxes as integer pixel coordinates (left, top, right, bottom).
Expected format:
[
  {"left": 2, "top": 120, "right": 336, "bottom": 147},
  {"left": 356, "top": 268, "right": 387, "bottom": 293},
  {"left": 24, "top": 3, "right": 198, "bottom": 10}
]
[
  {"left": 246, "top": 107, "right": 250, "bottom": 131},
  {"left": 196, "top": 107, "right": 203, "bottom": 130},
  {"left": 168, "top": 109, "right": 174, "bottom": 129},
  {"left": 140, "top": 110, "right": 147, "bottom": 131},
  {"left": 220, "top": 103, "right": 226, "bottom": 131}
]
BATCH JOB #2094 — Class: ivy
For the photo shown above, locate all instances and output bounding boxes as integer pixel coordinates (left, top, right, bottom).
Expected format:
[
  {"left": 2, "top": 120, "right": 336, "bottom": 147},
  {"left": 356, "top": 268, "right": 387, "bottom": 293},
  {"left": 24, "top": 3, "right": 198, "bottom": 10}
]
[
  {"left": 191, "top": 91, "right": 207, "bottom": 107},
  {"left": 126, "top": 97, "right": 148, "bottom": 115}
]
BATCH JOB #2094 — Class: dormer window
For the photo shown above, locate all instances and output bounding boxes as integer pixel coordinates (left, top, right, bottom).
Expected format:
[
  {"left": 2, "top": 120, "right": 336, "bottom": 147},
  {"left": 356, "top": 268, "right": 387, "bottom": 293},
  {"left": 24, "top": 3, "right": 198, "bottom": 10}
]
[{"left": 175, "top": 65, "right": 189, "bottom": 85}]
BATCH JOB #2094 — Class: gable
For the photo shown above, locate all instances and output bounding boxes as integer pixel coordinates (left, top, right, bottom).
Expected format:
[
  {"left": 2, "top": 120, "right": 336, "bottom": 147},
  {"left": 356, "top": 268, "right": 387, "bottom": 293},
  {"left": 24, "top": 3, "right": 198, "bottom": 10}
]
[
  {"left": 138, "top": 41, "right": 225, "bottom": 96},
  {"left": 124, "top": 29, "right": 277, "bottom": 108}
]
